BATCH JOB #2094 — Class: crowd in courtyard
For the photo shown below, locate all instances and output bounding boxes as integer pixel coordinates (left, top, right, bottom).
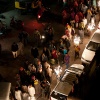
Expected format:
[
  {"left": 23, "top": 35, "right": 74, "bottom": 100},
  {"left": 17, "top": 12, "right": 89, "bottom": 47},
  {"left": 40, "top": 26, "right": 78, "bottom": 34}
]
[{"left": 0, "top": 0, "right": 100, "bottom": 100}]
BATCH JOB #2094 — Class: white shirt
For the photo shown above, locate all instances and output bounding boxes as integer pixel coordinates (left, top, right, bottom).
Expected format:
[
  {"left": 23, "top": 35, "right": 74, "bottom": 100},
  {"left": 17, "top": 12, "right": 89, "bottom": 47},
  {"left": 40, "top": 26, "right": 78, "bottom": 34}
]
[
  {"left": 83, "top": 18, "right": 87, "bottom": 26},
  {"left": 15, "top": 90, "right": 22, "bottom": 100},
  {"left": 22, "top": 92, "right": 30, "bottom": 100},
  {"left": 28, "top": 86, "right": 35, "bottom": 97}
]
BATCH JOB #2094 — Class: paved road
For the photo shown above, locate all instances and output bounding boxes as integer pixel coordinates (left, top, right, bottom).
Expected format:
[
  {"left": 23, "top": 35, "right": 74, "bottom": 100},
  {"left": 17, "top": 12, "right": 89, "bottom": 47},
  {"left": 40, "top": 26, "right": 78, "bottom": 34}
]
[{"left": 0, "top": 9, "right": 100, "bottom": 100}]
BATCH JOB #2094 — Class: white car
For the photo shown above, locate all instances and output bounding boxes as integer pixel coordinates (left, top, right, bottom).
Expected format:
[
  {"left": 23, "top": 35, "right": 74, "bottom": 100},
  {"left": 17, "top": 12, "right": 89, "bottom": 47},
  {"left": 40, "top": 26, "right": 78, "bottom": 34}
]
[{"left": 81, "top": 29, "right": 100, "bottom": 65}]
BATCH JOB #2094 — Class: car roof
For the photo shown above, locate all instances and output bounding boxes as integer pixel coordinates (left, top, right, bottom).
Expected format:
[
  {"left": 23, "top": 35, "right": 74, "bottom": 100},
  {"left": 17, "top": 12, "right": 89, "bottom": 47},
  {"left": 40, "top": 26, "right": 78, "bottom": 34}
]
[
  {"left": 0, "top": 82, "right": 11, "bottom": 100},
  {"left": 91, "top": 31, "right": 100, "bottom": 43}
]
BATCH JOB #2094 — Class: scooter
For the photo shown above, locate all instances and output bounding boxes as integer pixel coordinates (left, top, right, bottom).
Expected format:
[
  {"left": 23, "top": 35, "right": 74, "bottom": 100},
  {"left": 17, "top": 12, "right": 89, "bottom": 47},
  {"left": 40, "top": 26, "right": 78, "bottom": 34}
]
[{"left": 10, "top": 16, "right": 24, "bottom": 29}]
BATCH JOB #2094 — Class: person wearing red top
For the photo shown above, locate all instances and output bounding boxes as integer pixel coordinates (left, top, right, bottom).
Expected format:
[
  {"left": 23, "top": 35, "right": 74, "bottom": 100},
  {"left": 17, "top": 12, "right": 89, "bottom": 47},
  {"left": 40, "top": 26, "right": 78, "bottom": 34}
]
[
  {"left": 51, "top": 49, "right": 58, "bottom": 64},
  {"left": 77, "top": 11, "right": 84, "bottom": 22}
]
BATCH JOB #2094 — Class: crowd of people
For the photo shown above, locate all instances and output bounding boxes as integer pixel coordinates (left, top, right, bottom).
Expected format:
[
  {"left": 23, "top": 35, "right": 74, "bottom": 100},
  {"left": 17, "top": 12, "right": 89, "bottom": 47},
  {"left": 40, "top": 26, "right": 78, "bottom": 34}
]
[
  {"left": 0, "top": 0, "right": 100, "bottom": 100},
  {"left": 10, "top": 0, "right": 100, "bottom": 99},
  {"left": 11, "top": 25, "right": 72, "bottom": 99}
]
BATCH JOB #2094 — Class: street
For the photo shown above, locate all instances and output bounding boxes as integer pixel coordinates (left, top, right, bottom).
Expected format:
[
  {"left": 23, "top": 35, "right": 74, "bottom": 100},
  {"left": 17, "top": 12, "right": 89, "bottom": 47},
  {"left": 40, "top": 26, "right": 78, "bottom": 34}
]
[{"left": 0, "top": 9, "right": 100, "bottom": 100}]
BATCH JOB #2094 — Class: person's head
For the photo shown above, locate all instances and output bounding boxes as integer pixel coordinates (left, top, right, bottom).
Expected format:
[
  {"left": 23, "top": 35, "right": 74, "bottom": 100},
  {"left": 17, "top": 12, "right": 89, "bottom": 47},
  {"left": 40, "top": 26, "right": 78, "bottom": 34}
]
[
  {"left": 43, "top": 78, "right": 47, "bottom": 83},
  {"left": 31, "top": 75, "right": 35, "bottom": 80},
  {"left": 41, "top": 81, "right": 46, "bottom": 87},
  {"left": 28, "top": 83, "right": 32, "bottom": 87},
  {"left": 37, "top": 60, "right": 41, "bottom": 65},
  {"left": 19, "top": 67, "right": 24, "bottom": 71},
  {"left": 43, "top": 46, "right": 47, "bottom": 50}
]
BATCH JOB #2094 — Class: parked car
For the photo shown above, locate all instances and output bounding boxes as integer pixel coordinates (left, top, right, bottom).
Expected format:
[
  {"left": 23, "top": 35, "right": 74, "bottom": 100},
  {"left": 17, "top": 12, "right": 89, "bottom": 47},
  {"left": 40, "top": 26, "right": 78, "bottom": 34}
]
[
  {"left": 50, "top": 64, "right": 84, "bottom": 100},
  {"left": 81, "top": 29, "right": 100, "bottom": 65},
  {"left": 0, "top": 82, "right": 11, "bottom": 100}
]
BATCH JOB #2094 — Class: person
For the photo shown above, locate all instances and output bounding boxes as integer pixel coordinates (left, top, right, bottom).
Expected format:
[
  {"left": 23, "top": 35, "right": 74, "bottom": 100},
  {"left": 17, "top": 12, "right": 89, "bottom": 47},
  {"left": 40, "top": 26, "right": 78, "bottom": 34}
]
[
  {"left": 40, "top": 52, "right": 48, "bottom": 64},
  {"left": 22, "top": 92, "right": 30, "bottom": 100},
  {"left": 86, "top": 8, "right": 92, "bottom": 24},
  {"left": 78, "top": 28, "right": 84, "bottom": 44},
  {"left": 42, "top": 46, "right": 50, "bottom": 60},
  {"left": 62, "top": 46, "right": 68, "bottom": 56},
  {"left": 31, "top": 76, "right": 40, "bottom": 95},
  {"left": 15, "top": 87, "right": 22, "bottom": 100},
  {"left": 46, "top": 65, "right": 53, "bottom": 84},
  {"left": 48, "top": 41, "right": 56, "bottom": 53},
  {"left": 36, "top": 61, "right": 45, "bottom": 82},
  {"left": 51, "top": 48, "right": 58, "bottom": 64},
  {"left": 82, "top": 16, "right": 87, "bottom": 28},
  {"left": 31, "top": 46, "right": 39, "bottom": 58},
  {"left": 46, "top": 27, "right": 54, "bottom": 43},
  {"left": 15, "top": 73, "right": 21, "bottom": 88},
  {"left": 17, "top": 41, "right": 24, "bottom": 56},
  {"left": 36, "top": 60, "right": 42, "bottom": 73},
  {"left": 21, "top": 84, "right": 28, "bottom": 93},
  {"left": 37, "top": 0, "right": 42, "bottom": 9},
  {"left": 11, "top": 42, "right": 18, "bottom": 58},
  {"left": 74, "top": 45, "right": 80, "bottom": 60},
  {"left": 74, "top": 14, "right": 79, "bottom": 28},
  {"left": 43, "top": 61, "right": 51, "bottom": 77},
  {"left": 33, "top": 29, "right": 41, "bottom": 47},
  {"left": 19, "top": 67, "right": 27, "bottom": 85},
  {"left": 64, "top": 53, "right": 70, "bottom": 68},
  {"left": 27, "top": 83, "right": 36, "bottom": 99},
  {"left": 28, "top": 63, "right": 36, "bottom": 75},
  {"left": 41, "top": 80, "right": 51, "bottom": 99},
  {"left": 71, "top": 27, "right": 75, "bottom": 40}
]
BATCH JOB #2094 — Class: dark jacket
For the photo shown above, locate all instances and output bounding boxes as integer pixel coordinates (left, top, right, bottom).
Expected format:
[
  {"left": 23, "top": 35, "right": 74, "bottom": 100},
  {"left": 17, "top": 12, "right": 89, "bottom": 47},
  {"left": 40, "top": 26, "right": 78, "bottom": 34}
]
[
  {"left": 31, "top": 47, "right": 39, "bottom": 58},
  {"left": 11, "top": 42, "right": 18, "bottom": 52}
]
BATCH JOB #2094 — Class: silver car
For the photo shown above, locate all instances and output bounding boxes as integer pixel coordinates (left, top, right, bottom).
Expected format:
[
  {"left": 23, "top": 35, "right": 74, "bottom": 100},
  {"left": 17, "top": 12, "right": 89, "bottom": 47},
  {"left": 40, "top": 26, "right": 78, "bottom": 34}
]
[
  {"left": 81, "top": 29, "right": 100, "bottom": 65},
  {"left": 50, "top": 64, "right": 84, "bottom": 100}
]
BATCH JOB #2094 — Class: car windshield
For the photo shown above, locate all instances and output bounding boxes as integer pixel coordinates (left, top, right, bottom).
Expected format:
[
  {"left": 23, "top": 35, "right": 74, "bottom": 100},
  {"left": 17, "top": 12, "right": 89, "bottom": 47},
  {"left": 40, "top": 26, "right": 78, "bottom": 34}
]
[{"left": 86, "top": 41, "right": 100, "bottom": 51}]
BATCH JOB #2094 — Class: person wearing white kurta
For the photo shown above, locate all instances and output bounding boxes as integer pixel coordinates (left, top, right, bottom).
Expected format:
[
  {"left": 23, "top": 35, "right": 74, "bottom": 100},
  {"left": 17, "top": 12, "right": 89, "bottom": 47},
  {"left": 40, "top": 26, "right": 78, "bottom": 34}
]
[
  {"left": 83, "top": 17, "right": 87, "bottom": 28},
  {"left": 22, "top": 92, "right": 30, "bottom": 100},
  {"left": 15, "top": 89, "right": 22, "bottom": 100},
  {"left": 28, "top": 84, "right": 36, "bottom": 100}
]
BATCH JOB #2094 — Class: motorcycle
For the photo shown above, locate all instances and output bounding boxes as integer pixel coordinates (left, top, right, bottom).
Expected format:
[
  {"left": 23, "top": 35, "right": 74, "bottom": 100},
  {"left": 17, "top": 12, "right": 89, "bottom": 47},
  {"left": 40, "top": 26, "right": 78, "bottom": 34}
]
[{"left": 10, "top": 16, "right": 24, "bottom": 29}]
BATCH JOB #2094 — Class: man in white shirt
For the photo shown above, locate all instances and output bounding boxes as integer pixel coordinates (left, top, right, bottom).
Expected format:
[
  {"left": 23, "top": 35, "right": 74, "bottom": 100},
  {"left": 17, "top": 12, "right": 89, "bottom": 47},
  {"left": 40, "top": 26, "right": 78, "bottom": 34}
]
[
  {"left": 28, "top": 83, "right": 36, "bottom": 100},
  {"left": 15, "top": 88, "right": 22, "bottom": 100}
]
